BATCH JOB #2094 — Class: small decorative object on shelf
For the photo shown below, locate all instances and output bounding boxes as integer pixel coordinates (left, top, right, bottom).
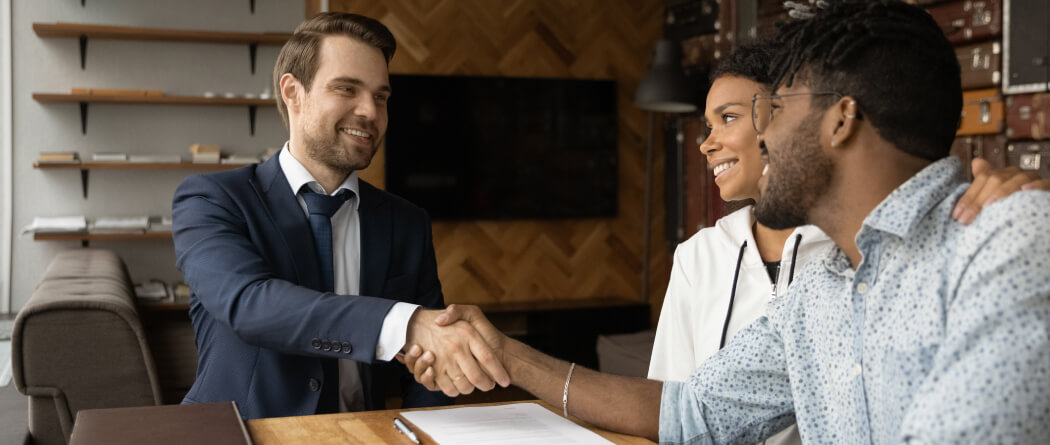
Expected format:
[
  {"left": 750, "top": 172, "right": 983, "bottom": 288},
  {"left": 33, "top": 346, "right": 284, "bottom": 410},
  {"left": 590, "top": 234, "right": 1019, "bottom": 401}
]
[
  {"left": 91, "top": 152, "right": 127, "bottom": 162},
  {"left": 88, "top": 216, "right": 150, "bottom": 234},
  {"left": 129, "top": 154, "right": 183, "bottom": 163},
  {"left": 21, "top": 216, "right": 88, "bottom": 235}
]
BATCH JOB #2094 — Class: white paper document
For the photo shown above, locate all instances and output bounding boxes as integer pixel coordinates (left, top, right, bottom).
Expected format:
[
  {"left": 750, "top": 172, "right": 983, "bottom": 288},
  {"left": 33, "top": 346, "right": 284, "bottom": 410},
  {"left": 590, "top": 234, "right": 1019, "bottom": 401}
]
[{"left": 400, "top": 402, "right": 614, "bottom": 445}]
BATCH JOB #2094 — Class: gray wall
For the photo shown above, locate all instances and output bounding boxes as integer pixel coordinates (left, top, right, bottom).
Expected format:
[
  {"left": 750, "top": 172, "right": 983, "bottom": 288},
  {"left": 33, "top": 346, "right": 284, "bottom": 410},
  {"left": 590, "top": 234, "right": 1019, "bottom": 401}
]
[{"left": 10, "top": 0, "right": 304, "bottom": 310}]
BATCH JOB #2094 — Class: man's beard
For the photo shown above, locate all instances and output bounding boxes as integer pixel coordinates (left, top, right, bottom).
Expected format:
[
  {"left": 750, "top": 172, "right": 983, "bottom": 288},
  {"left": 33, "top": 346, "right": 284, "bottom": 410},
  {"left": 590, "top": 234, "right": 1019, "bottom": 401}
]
[
  {"left": 301, "top": 121, "right": 380, "bottom": 174},
  {"left": 755, "top": 112, "right": 834, "bottom": 230}
]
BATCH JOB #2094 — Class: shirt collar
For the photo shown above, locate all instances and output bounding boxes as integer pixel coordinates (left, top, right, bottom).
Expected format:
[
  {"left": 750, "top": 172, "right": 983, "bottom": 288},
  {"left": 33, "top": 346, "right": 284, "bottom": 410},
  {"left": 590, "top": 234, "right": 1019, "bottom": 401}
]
[
  {"left": 820, "top": 156, "right": 964, "bottom": 276},
  {"left": 278, "top": 141, "right": 360, "bottom": 210},
  {"left": 862, "top": 156, "right": 964, "bottom": 238}
]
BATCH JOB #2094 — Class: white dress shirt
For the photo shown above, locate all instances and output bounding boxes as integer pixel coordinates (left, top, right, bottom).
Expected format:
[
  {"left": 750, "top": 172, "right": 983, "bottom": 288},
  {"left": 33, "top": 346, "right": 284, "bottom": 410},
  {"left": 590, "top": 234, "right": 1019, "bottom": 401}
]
[{"left": 279, "top": 143, "right": 419, "bottom": 410}]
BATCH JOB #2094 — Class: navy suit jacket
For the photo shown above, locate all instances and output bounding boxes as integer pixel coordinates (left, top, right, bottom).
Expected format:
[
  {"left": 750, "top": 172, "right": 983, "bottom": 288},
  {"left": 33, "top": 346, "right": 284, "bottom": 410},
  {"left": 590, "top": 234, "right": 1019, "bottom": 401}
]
[{"left": 171, "top": 152, "right": 452, "bottom": 419}]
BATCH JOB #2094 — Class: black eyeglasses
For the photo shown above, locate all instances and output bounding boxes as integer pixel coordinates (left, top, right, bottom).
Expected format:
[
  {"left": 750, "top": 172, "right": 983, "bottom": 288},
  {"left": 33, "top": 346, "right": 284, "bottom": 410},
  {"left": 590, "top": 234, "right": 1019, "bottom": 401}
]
[{"left": 751, "top": 92, "right": 842, "bottom": 135}]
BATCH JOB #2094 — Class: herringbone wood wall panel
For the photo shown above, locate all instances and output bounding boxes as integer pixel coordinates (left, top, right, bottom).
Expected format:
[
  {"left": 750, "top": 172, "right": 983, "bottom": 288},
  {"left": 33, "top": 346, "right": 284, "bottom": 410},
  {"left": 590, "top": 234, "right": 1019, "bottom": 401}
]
[{"left": 328, "top": 0, "right": 670, "bottom": 311}]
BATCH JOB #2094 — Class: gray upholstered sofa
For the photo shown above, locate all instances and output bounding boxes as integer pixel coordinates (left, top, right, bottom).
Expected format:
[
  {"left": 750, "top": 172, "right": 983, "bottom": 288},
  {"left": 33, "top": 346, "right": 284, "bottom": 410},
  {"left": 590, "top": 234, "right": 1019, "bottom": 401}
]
[{"left": 11, "top": 249, "right": 196, "bottom": 445}]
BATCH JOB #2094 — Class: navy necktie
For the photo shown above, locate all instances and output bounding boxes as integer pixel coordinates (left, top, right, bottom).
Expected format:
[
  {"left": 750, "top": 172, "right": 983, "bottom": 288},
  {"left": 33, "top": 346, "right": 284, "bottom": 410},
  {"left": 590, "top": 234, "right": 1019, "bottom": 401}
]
[
  {"left": 300, "top": 187, "right": 352, "bottom": 292},
  {"left": 300, "top": 185, "right": 352, "bottom": 414}
]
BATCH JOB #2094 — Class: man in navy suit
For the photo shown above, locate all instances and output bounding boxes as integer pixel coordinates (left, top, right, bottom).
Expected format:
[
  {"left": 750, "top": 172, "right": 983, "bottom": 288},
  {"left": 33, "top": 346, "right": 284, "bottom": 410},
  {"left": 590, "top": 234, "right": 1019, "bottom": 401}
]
[{"left": 172, "top": 12, "right": 509, "bottom": 419}]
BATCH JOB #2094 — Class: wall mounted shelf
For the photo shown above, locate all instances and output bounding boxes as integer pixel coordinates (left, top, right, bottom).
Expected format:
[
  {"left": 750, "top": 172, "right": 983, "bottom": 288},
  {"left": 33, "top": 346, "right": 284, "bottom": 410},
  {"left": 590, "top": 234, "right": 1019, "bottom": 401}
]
[
  {"left": 33, "top": 22, "right": 290, "bottom": 72},
  {"left": 34, "top": 231, "right": 173, "bottom": 247},
  {"left": 35, "top": 161, "right": 250, "bottom": 198},
  {"left": 33, "top": 93, "right": 276, "bottom": 135}
]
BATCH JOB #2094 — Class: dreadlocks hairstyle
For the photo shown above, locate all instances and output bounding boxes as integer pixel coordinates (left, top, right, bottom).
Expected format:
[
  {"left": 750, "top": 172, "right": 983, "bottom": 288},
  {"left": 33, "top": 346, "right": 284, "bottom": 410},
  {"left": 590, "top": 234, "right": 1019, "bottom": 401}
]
[{"left": 769, "top": 0, "right": 962, "bottom": 161}]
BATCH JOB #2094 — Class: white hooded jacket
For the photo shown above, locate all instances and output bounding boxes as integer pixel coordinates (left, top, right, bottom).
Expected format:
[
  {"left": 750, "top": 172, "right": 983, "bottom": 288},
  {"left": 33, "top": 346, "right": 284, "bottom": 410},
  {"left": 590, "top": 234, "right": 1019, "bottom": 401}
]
[{"left": 649, "top": 205, "right": 833, "bottom": 381}]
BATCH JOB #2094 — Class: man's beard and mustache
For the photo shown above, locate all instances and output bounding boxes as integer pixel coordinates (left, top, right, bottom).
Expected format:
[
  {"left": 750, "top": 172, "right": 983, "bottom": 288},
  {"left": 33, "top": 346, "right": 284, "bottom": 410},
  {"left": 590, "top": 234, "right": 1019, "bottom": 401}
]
[
  {"left": 302, "top": 119, "right": 382, "bottom": 174},
  {"left": 755, "top": 112, "right": 834, "bottom": 230}
]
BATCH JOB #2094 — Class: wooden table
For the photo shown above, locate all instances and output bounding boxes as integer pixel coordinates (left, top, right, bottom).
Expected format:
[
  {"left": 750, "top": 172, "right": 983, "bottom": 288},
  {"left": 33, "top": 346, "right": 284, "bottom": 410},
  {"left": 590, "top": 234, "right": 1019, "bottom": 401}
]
[{"left": 247, "top": 400, "right": 655, "bottom": 444}]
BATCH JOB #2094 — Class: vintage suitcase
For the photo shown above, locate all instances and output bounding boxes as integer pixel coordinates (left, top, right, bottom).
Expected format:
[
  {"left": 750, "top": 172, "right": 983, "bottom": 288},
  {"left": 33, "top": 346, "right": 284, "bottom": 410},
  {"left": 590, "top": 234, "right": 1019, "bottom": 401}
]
[
  {"left": 681, "top": 33, "right": 732, "bottom": 67},
  {"left": 974, "top": 134, "right": 1009, "bottom": 169},
  {"left": 1005, "top": 93, "right": 1050, "bottom": 139},
  {"left": 1002, "top": 0, "right": 1050, "bottom": 94},
  {"left": 958, "top": 88, "right": 1005, "bottom": 135},
  {"left": 957, "top": 41, "right": 1001, "bottom": 89},
  {"left": 928, "top": 0, "right": 1002, "bottom": 44},
  {"left": 1007, "top": 141, "right": 1050, "bottom": 178},
  {"left": 951, "top": 135, "right": 1008, "bottom": 179},
  {"left": 665, "top": 0, "right": 721, "bottom": 41}
]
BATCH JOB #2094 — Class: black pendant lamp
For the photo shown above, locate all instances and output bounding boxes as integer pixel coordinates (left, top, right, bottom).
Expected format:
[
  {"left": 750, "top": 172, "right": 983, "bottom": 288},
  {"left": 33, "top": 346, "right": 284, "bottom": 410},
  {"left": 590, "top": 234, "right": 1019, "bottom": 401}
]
[{"left": 634, "top": 40, "right": 698, "bottom": 113}]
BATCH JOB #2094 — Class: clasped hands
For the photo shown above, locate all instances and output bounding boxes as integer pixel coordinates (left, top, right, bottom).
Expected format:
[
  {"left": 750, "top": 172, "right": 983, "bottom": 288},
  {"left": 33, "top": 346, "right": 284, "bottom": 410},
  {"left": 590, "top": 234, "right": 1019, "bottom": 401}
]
[{"left": 402, "top": 305, "right": 507, "bottom": 397}]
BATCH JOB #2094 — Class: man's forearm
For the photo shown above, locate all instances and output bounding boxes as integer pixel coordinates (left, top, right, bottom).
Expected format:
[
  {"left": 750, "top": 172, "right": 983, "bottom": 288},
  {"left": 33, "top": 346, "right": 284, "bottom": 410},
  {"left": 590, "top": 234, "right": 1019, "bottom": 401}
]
[{"left": 503, "top": 338, "right": 662, "bottom": 441}]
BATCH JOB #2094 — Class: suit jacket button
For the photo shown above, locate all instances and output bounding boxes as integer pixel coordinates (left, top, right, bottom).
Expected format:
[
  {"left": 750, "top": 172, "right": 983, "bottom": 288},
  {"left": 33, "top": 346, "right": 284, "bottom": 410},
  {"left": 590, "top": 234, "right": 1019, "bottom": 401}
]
[
  {"left": 341, "top": 342, "right": 352, "bottom": 354},
  {"left": 321, "top": 341, "right": 332, "bottom": 352},
  {"left": 311, "top": 338, "right": 321, "bottom": 350},
  {"left": 308, "top": 378, "right": 320, "bottom": 392}
]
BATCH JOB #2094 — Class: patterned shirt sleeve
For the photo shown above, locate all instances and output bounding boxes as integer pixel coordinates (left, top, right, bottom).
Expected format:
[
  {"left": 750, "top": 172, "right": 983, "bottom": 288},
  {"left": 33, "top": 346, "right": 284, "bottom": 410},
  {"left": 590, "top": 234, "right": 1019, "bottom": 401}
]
[
  {"left": 900, "top": 195, "right": 1050, "bottom": 443},
  {"left": 660, "top": 316, "right": 797, "bottom": 445}
]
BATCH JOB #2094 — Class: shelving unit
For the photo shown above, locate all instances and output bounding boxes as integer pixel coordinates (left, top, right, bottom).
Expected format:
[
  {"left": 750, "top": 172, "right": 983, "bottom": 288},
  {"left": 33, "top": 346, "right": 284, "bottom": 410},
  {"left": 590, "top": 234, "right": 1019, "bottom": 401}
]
[
  {"left": 34, "top": 231, "right": 173, "bottom": 247},
  {"left": 33, "top": 22, "right": 290, "bottom": 72},
  {"left": 35, "top": 161, "right": 251, "bottom": 198},
  {"left": 32, "top": 93, "right": 275, "bottom": 135}
]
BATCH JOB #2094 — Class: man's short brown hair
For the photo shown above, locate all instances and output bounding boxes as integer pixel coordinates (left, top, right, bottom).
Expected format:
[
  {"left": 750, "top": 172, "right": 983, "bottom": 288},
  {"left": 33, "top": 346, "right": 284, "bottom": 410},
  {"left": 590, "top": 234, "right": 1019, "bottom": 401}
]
[{"left": 273, "top": 12, "right": 396, "bottom": 128}]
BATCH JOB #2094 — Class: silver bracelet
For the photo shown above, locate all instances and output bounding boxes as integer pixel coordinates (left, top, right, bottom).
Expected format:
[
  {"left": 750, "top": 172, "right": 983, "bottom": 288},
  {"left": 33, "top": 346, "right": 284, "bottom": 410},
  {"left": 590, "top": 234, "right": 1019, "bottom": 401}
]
[{"left": 562, "top": 362, "right": 576, "bottom": 417}]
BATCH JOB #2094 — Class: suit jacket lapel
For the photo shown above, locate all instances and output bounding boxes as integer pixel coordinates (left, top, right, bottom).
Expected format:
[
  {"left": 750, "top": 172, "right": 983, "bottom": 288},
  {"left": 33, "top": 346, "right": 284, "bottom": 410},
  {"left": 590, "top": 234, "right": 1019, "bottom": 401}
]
[
  {"left": 358, "top": 180, "right": 391, "bottom": 298},
  {"left": 252, "top": 153, "right": 323, "bottom": 291}
]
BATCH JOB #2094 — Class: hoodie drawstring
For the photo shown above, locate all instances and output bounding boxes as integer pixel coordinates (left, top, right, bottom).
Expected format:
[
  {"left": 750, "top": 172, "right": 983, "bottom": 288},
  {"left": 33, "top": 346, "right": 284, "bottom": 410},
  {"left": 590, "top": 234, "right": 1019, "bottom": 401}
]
[
  {"left": 719, "top": 241, "right": 748, "bottom": 350},
  {"left": 719, "top": 234, "right": 804, "bottom": 350}
]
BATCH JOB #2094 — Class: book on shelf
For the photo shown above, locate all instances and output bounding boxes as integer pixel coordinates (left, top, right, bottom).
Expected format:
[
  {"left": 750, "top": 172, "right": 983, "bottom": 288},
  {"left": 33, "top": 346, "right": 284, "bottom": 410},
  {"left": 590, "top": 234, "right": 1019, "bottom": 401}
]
[
  {"left": 21, "top": 216, "right": 87, "bottom": 235},
  {"left": 189, "top": 143, "right": 221, "bottom": 154},
  {"left": 221, "top": 155, "right": 260, "bottom": 165},
  {"left": 91, "top": 152, "right": 128, "bottom": 162},
  {"left": 88, "top": 216, "right": 150, "bottom": 234},
  {"left": 192, "top": 152, "right": 221, "bottom": 164},
  {"left": 38, "top": 151, "right": 79, "bottom": 164},
  {"left": 129, "top": 154, "right": 183, "bottom": 163}
]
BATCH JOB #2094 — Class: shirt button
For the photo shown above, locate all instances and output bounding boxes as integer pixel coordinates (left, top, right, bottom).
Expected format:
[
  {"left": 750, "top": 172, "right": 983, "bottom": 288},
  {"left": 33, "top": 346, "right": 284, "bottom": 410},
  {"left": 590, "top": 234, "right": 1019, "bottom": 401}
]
[
  {"left": 311, "top": 338, "right": 321, "bottom": 350},
  {"left": 856, "top": 282, "right": 869, "bottom": 294},
  {"left": 308, "top": 378, "right": 320, "bottom": 392},
  {"left": 852, "top": 363, "right": 863, "bottom": 377}
]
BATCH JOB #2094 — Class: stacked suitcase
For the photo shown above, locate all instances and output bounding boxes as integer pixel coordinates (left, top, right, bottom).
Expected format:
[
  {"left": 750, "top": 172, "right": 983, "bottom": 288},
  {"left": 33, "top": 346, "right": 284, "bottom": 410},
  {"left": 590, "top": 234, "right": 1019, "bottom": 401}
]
[{"left": 922, "top": 0, "right": 1050, "bottom": 179}]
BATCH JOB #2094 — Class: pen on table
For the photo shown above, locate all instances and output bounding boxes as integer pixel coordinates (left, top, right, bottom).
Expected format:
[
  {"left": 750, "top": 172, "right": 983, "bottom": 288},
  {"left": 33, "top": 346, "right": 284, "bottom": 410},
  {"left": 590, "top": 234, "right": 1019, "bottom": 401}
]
[{"left": 394, "top": 417, "right": 420, "bottom": 444}]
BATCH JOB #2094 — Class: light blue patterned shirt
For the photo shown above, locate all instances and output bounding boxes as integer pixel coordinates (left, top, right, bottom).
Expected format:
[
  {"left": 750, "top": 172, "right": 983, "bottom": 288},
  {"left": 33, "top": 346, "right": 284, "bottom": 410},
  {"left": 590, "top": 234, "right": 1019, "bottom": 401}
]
[{"left": 660, "top": 157, "right": 1050, "bottom": 444}]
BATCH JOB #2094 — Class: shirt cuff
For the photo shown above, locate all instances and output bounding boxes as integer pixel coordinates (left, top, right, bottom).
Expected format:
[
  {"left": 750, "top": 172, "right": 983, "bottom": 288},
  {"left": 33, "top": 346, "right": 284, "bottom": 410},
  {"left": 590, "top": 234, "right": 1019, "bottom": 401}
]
[{"left": 376, "top": 302, "right": 420, "bottom": 361}]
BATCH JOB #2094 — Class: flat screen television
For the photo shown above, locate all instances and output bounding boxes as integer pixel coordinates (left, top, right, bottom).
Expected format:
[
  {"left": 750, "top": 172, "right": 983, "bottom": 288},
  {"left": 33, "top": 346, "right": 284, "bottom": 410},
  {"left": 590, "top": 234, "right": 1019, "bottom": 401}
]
[{"left": 385, "top": 74, "right": 618, "bottom": 220}]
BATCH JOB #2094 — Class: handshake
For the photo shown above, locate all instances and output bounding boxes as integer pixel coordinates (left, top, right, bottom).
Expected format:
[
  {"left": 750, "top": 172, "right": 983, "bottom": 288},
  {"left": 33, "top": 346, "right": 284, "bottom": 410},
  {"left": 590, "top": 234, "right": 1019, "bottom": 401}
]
[{"left": 401, "top": 304, "right": 513, "bottom": 397}]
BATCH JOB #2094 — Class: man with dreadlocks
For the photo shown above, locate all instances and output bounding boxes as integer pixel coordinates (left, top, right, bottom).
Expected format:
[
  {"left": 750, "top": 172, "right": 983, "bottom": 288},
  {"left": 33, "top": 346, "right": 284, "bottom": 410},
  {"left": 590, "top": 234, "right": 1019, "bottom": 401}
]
[{"left": 400, "top": 1, "right": 1050, "bottom": 443}]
